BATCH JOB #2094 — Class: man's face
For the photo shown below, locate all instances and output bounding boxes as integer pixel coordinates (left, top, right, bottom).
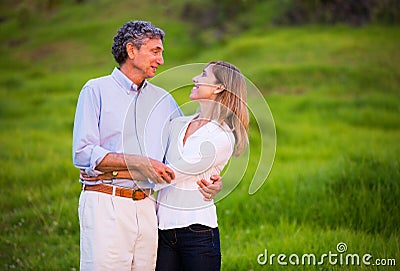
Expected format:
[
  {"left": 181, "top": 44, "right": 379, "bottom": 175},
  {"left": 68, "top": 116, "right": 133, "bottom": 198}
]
[{"left": 131, "top": 38, "right": 164, "bottom": 80}]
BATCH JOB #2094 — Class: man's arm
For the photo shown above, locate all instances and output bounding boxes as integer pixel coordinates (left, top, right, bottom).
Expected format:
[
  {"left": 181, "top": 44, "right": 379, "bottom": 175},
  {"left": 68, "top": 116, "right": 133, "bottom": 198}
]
[
  {"left": 96, "top": 153, "right": 175, "bottom": 184},
  {"left": 72, "top": 86, "right": 174, "bottom": 184}
]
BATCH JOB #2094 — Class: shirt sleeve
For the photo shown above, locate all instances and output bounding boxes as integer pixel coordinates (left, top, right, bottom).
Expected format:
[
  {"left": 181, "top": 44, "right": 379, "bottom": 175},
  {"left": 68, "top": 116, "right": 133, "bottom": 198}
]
[
  {"left": 169, "top": 94, "right": 183, "bottom": 120},
  {"left": 161, "top": 95, "right": 183, "bottom": 164},
  {"left": 72, "top": 85, "right": 110, "bottom": 176}
]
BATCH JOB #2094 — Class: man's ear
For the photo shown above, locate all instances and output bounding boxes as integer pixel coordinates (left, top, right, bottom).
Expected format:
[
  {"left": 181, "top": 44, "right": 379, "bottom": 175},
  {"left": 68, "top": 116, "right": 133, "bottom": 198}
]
[{"left": 126, "top": 43, "right": 137, "bottom": 59}]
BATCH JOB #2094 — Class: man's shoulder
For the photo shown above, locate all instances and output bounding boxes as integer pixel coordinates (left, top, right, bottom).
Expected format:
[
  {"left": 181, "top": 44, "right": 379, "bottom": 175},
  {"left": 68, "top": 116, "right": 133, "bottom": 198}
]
[
  {"left": 171, "top": 115, "right": 192, "bottom": 125},
  {"left": 85, "top": 74, "right": 113, "bottom": 86},
  {"left": 145, "top": 81, "right": 170, "bottom": 95},
  {"left": 144, "top": 81, "right": 179, "bottom": 108},
  {"left": 79, "top": 74, "right": 116, "bottom": 96}
]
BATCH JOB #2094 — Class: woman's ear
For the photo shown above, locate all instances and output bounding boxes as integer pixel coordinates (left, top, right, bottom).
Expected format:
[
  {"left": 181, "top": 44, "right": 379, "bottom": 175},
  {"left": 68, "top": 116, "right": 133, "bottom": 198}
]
[{"left": 213, "top": 85, "right": 225, "bottom": 94}]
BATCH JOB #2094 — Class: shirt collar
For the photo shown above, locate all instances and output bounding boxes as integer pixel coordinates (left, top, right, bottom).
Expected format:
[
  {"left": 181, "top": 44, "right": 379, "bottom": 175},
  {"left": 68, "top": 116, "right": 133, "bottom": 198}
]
[
  {"left": 112, "top": 67, "right": 148, "bottom": 94},
  {"left": 185, "top": 113, "right": 225, "bottom": 133}
]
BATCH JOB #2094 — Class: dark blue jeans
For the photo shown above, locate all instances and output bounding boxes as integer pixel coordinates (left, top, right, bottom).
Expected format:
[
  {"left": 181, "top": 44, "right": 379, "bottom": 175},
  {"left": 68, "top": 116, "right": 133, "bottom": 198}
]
[{"left": 156, "top": 224, "right": 221, "bottom": 271}]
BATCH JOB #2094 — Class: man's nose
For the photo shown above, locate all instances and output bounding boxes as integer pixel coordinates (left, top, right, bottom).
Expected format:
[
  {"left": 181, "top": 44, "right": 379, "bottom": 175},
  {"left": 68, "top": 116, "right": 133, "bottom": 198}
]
[{"left": 157, "top": 54, "right": 164, "bottom": 66}]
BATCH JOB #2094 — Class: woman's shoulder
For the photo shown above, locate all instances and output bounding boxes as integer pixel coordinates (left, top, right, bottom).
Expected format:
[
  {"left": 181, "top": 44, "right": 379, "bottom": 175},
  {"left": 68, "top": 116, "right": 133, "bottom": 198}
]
[
  {"left": 208, "top": 121, "right": 233, "bottom": 134},
  {"left": 209, "top": 121, "right": 235, "bottom": 143}
]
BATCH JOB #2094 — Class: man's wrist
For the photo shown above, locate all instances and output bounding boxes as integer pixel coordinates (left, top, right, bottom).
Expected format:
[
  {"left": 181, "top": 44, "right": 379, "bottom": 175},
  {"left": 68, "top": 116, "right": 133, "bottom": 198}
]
[
  {"left": 124, "top": 154, "right": 144, "bottom": 170},
  {"left": 112, "top": 170, "right": 118, "bottom": 178}
]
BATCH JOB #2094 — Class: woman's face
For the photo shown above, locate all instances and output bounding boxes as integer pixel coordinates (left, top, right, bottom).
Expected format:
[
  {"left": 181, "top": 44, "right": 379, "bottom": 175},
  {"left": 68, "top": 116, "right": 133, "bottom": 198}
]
[{"left": 190, "top": 65, "right": 219, "bottom": 101}]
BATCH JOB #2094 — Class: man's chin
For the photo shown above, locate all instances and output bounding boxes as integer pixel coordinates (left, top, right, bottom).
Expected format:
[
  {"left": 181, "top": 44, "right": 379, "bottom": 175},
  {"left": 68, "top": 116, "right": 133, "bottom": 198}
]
[{"left": 146, "top": 72, "right": 156, "bottom": 79}]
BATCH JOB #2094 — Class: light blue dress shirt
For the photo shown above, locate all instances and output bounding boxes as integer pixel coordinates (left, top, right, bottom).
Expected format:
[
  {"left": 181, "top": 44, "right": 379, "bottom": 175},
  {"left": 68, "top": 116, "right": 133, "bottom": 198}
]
[{"left": 72, "top": 67, "right": 182, "bottom": 188}]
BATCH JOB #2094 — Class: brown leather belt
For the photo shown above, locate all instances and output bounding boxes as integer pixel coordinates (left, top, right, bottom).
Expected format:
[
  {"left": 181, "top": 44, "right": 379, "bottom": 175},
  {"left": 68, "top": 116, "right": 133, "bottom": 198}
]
[{"left": 83, "top": 183, "right": 153, "bottom": 201}]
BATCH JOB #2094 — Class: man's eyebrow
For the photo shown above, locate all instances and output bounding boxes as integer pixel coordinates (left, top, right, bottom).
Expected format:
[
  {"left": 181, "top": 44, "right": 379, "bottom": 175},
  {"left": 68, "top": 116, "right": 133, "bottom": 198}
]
[{"left": 153, "top": 46, "right": 164, "bottom": 51}]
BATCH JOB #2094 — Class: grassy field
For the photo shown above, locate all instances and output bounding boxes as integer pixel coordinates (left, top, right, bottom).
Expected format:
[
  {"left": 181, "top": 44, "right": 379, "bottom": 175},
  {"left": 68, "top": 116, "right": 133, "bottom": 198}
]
[{"left": 1, "top": 1, "right": 399, "bottom": 270}]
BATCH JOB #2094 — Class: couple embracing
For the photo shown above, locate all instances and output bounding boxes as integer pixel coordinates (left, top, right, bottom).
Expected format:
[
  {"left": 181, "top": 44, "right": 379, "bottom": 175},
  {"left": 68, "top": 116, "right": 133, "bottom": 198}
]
[{"left": 72, "top": 20, "right": 249, "bottom": 271}]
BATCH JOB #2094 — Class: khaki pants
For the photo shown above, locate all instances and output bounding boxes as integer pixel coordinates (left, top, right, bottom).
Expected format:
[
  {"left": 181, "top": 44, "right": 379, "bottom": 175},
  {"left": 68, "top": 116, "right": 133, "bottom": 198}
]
[{"left": 78, "top": 190, "right": 158, "bottom": 271}]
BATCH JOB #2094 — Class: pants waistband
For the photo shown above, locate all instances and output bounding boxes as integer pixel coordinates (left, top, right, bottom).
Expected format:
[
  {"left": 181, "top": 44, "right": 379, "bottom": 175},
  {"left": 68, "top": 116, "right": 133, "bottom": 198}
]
[{"left": 83, "top": 183, "right": 153, "bottom": 201}]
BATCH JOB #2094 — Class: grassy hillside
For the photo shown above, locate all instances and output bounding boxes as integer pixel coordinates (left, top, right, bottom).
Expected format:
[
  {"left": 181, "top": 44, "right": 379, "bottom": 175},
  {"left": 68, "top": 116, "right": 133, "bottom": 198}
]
[{"left": 1, "top": 1, "right": 400, "bottom": 270}]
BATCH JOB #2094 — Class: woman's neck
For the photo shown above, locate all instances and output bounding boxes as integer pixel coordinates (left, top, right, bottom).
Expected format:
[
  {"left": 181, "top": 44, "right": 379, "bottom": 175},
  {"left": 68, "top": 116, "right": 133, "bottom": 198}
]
[{"left": 197, "top": 100, "right": 215, "bottom": 121}]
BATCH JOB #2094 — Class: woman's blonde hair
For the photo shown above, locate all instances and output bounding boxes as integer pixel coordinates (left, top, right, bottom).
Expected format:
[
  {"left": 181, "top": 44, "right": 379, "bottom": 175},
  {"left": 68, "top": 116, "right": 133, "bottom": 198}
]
[{"left": 207, "top": 61, "right": 249, "bottom": 156}]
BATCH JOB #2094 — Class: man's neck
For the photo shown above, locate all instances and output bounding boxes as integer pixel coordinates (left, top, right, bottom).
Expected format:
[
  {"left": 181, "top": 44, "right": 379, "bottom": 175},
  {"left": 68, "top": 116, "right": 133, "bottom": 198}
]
[{"left": 119, "top": 64, "right": 145, "bottom": 87}]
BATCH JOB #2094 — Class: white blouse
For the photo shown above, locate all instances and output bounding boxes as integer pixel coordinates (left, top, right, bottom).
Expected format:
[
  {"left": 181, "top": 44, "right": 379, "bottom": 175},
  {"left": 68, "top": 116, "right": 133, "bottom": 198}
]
[{"left": 156, "top": 114, "right": 235, "bottom": 230}]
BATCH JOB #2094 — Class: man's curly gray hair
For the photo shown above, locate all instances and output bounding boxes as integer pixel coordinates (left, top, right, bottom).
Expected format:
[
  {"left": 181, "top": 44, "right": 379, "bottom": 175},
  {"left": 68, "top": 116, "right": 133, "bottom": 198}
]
[{"left": 111, "top": 20, "right": 165, "bottom": 65}]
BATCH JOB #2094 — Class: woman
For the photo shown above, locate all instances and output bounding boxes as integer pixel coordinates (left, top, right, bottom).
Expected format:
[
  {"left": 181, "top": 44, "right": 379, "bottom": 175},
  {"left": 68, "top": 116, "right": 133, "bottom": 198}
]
[{"left": 155, "top": 61, "right": 249, "bottom": 271}]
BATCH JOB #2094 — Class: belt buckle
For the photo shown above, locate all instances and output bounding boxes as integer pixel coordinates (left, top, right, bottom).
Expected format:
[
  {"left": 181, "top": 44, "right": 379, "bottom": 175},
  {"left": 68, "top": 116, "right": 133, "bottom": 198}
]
[{"left": 132, "top": 189, "right": 143, "bottom": 201}]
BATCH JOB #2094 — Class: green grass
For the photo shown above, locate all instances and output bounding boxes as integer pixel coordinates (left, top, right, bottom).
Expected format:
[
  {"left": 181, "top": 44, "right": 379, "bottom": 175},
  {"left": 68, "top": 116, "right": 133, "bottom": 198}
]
[{"left": 1, "top": 1, "right": 400, "bottom": 270}]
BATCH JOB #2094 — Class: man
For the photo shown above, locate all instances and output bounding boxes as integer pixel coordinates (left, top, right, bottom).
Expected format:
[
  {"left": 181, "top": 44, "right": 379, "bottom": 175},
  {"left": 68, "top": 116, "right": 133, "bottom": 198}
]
[{"left": 72, "top": 21, "right": 221, "bottom": 271}]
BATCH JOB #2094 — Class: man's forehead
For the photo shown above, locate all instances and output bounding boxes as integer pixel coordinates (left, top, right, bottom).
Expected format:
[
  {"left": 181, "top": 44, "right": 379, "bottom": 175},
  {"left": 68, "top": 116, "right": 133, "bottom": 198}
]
[{"left": 142, "top": 38, "right": 164, "bottom": 50}]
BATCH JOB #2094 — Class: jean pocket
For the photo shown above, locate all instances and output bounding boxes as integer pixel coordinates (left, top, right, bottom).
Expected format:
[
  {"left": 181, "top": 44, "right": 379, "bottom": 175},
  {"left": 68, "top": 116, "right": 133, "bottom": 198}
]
[
  {"left": 187, "top": 224, "right": 212, "bottom": 233},
  {"left": 185, "top": 225, "right": 221, "bottom": 256}
]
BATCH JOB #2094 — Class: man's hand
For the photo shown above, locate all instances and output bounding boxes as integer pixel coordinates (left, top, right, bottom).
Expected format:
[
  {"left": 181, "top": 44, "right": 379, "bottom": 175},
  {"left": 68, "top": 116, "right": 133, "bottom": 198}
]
[
  {"left": 196, "top": 174, "right": 222, "bottom": 201},
  {"left": 142, "top": 157, "right": 175, "bottom": 184}
]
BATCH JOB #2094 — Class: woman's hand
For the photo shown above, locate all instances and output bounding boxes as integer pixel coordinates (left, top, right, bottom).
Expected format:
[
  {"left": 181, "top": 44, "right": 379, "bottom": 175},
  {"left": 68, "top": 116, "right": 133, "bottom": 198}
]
[{"left": 197, "top": 174, "right": 222, "bottom": 201}]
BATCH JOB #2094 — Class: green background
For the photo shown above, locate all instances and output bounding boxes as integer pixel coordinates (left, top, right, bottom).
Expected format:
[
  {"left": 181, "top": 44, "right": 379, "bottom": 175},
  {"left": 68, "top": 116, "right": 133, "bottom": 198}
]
[{"left": 0, "top": 0, "right": 399, "bottom": 270}]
